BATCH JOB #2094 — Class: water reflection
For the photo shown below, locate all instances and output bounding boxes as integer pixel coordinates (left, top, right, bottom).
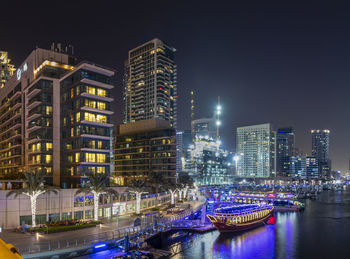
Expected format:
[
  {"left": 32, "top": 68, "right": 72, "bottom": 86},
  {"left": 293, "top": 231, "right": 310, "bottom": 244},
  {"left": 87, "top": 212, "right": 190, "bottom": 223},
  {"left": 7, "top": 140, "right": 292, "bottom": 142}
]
[{"left": 170, "top": 189, "right": 350, "bottom": 259}]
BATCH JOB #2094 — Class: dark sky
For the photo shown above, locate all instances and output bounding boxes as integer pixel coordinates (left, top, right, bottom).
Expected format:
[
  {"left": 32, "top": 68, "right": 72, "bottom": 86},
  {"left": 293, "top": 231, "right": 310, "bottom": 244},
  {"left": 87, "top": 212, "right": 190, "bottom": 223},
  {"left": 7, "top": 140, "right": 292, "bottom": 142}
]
[{"left": 2, "top": 1, "right": 350, "bottom": 173}]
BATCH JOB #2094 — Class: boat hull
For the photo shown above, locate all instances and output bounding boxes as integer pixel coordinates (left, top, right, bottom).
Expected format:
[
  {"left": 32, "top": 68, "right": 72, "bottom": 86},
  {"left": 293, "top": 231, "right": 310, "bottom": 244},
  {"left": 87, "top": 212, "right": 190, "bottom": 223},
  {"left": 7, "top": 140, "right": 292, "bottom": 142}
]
[{"left": 210, "top": 211, "right": 273, "bottom": 233}]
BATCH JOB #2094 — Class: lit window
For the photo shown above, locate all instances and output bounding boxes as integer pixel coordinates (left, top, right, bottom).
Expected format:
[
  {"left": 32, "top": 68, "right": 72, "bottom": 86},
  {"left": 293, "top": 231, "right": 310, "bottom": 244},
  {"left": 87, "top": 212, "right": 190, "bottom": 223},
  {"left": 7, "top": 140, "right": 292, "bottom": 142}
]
[
  {"left": 45, "top": 106, "right": 52, "bottom": 115},
  {"left": 86, "top": 86, "right": 96, "bottom": 95},
  {"left": 75, "top": 153, "right": 80, "bottom": 162},
  {"left": 46, "top": 143, "right": 53, "bottom": 151},
  {"left": 76, "top": 112, "right": 80, "bottom": 122},
  {"left": 96, "top": 167, "right": 105, "bottom": 173},
  {"left": 97, "top": 102, "right": 106, "bottom": 110},
  {"left": 45, "top": 155, "right": 52, "bottom": 163},
  {"left": 97, "top": 154, "right": 106, "bottom": 163},
  {"left": 97, "top": 89, "right": 106, "bottom": 97},
  {"left": 85, "top": 153, "right": 96, "bottom": 163}
]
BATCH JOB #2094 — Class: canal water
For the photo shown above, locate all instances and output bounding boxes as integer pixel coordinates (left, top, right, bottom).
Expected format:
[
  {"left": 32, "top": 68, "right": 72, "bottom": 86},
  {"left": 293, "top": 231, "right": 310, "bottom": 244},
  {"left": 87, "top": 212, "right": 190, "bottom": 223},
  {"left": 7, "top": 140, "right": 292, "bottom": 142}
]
[{"left": 166, "top": 189, "right": 350, "bottom": 259}]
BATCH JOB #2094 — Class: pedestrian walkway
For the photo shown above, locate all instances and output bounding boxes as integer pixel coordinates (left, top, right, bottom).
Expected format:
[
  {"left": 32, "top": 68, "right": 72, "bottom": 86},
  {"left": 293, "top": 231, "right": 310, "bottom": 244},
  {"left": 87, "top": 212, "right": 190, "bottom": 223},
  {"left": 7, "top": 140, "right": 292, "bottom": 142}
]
[{"left": 0, "top": 199, "right": 204, "bottom": 255}]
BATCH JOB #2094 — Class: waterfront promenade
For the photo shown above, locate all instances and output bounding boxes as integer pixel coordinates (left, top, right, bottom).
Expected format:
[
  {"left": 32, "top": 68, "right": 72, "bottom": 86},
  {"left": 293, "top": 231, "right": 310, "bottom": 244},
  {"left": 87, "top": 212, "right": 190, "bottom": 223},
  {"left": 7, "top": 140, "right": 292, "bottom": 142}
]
[{"left": 0, "top": 199, "right": 205, "bottom": 256}]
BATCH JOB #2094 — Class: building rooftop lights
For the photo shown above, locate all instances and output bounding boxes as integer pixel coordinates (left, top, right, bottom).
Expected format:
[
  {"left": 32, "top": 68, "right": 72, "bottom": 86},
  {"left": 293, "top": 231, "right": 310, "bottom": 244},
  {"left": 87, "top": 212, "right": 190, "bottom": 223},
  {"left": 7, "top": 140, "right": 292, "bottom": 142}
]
[{"left": 34, "top": 60, "right": 75, "bottom": 75}]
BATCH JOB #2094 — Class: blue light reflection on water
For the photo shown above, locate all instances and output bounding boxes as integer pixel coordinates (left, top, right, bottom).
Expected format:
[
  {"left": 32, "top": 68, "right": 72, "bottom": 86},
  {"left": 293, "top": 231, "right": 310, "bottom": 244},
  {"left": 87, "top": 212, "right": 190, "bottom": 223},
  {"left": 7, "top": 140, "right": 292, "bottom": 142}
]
[
  {"left": 171, "top": 213, "right": 298, "bottom": 259},
  {"left": 169, "top": 190, "right": 350, "bottom": 259}
]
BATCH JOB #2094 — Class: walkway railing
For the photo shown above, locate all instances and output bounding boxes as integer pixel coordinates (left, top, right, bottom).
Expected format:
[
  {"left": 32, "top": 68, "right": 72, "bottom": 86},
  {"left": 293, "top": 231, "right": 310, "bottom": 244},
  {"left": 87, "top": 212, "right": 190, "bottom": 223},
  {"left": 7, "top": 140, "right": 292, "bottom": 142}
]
[{"left": 18, "top": 201, "right": 206, "bottom": 255}]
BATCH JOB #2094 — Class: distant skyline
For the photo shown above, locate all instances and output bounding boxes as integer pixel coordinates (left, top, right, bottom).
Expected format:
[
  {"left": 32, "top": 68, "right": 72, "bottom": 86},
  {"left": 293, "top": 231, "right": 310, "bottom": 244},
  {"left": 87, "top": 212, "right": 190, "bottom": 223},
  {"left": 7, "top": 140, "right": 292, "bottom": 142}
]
[{"left": 2, "top": 1, "right": 350, "bottom": 172}]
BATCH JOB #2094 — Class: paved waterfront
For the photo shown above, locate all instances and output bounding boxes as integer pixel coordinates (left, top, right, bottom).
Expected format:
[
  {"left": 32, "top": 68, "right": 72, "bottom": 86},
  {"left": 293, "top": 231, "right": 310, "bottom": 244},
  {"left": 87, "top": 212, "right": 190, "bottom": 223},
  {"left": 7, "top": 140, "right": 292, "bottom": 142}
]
[
  {"left": 165, "top": 188, "right": 350, "bottom": 259},
  {"left": 0, "top": 200, "right": 203, "bottom": 255}
]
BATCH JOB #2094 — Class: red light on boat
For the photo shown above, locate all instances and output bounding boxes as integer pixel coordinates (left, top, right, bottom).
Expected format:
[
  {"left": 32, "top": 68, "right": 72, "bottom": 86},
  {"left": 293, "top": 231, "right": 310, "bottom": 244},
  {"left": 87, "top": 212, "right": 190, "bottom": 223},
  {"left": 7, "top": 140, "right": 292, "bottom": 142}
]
[{"left": 267, "top": 216, "right": 276, "bottom": 225}]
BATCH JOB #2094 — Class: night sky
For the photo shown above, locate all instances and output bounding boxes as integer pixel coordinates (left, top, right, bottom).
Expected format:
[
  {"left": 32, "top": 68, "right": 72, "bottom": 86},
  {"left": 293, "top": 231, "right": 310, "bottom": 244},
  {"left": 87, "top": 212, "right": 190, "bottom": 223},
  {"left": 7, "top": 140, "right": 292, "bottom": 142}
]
[{"left": 2, "top": 1, "right": 350, "bottom": 173}]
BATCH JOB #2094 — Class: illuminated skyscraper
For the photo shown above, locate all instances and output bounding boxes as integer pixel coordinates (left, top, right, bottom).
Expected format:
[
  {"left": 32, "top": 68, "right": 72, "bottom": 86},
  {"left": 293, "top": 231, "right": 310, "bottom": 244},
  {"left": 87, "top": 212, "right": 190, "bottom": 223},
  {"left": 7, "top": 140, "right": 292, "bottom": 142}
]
[
  {"left": 306, "top": 156, "right": 319, "bottom": 178},
  {"left": 236, "top": 123, "right": 275, "bottom": 178},
  {"left": 0, "top": 51, "right": 16, "bottom": 88},
  {"left": 123, "top": 38, "right": 177, "bottom": 128},
  {"left": 0, "top": 44, "right": 115, "bottom": 187},
  {"left": 276, "top": 127, "right": 295, "bottom": 177},
  {"left": 311, "top": 129, "right": 330, "bottom": 178}
]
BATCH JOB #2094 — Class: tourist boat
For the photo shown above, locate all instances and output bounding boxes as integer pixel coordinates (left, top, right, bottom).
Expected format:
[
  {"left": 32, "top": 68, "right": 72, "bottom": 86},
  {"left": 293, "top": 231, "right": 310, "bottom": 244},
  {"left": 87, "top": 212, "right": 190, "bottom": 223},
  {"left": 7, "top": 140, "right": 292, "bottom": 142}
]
[
  {"left": 273, "top": 200, "right": 304, "bottom": 212},
  {"left": 207, "top": 204, "right": 274, "bottom": 233}
]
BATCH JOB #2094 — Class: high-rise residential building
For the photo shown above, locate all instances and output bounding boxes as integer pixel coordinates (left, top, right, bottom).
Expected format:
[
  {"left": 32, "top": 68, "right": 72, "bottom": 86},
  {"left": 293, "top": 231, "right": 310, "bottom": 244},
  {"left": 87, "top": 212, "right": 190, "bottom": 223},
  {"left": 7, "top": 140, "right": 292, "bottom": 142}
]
[
  {"left": 236, "top": 123, "right": 275, "bottom": 178},
  {"left": 276, "top": 127, "right": 295, "bottom": 177},
  {"left": 113, "top": 118, "right": 176, "bottom": 186},
  {"left": 287, "top": 156, "right": 306, "bottom": 178},
  {"left": 306, "top": 156, "right": 319, "bottom": 178},
  {"left": 0, "top": 44, "right": 115, "bottom": 188},
  {"left": 311, "top": 129, "right": 330, "bottom": 178},
  {"left": 0, "top": 51, "right": 16, "bottom": 88},
  {"left": 123, "top": 38, "right": 177, "bottom": 128}
]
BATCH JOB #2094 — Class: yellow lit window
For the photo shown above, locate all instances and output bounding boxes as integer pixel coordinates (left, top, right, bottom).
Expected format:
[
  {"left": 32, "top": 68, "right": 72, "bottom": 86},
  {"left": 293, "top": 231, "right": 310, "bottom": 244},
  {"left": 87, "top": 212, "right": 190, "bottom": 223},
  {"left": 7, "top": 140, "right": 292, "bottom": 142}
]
[
  {"left": 46, "top": 143, "right": 52, "bottom": 151},
  {"left": 97, "top": 153, "right": 106, "bottom": 163},
  {"left": 96, "top": 167, "right": 105, "bottom": 173},
  {"left": 85, "top": 153, "right": 96, "bottom": 163},
  {"left": 85, "top": 99, "right": 96, "bottom": 108},
  {"left": 139, "top": 148, "right": 143, "bottom": 153},
  {"left": 86, "top": 86, "right": 96, "bottom": 95},
  {"left": 96, "top": 114, "right": 107, "bottom": 123},
  {"left": 71, "top": 128, "right": 74, "bottom": 137},
  {"left": 89, "top": 140, "right": 95, "bottom": 149},
  {"left": 45, "top": 155, "right": 52, "bottom": 163},
  {"left": 97, "top": 88, "right": 106, "bottom": 97},
  {"left": 68, "top": 155, "right": 73, "bottom": 162},
  {"left": 84, "top": 112, "right": 95, "bottom": 121},
  {"left": 75, "top": 153, "right": 80, "bottom": 162},
  {"left": 46, "top": 106, "right": 52, "bottom": 115},
  {"left": 36, "top": 155, "right": 41, "bottom": 163},
  {"left": 71, "top": 88, "right": 74, "bottom": 98},
  {"left": 97, "top": 141, "right": 102, "bottom": 149},
  {"left": 76, "top": 112, "right": 80, "bottom": 122},
  {"left": 88, "top": 167, "right": 96, "bottom": 173},
  {"left": 97, "top": 102, "right": 106, "bottom": 110}
]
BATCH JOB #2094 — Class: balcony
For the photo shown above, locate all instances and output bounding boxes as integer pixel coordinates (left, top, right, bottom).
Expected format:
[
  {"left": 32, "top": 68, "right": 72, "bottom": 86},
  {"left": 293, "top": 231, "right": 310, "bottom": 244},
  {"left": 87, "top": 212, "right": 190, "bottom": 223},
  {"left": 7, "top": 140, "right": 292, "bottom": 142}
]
[
  {"left": 81, "top": 78, "right": 114, "bottom": 90},
  {"left": 81, "top": 106, "right": 114, "bottom": 115},
  {"left": 27, "top": 88, "right": 41, "bottom": 99},
  {"left": 27, "top": 101, "right": 42, "bottom": 111},
  {"left": 80, "top": 92, "right": 114, "bottom": 102}
]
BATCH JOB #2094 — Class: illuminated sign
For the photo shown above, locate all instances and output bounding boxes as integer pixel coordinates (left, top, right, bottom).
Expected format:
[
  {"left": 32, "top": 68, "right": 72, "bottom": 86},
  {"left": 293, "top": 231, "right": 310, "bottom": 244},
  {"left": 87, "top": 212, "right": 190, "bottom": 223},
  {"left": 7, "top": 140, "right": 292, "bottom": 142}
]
[{"left": 16, "top": 62, "right": 28, "bottom": 80}]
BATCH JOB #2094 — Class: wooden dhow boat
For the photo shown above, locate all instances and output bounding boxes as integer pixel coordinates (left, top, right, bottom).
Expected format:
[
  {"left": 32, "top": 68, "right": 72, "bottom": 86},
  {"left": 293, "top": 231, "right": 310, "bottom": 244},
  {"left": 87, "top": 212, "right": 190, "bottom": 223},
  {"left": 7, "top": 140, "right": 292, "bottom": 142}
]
[{"left": 207, "top": 204, "right": 274, "bottom": 233}]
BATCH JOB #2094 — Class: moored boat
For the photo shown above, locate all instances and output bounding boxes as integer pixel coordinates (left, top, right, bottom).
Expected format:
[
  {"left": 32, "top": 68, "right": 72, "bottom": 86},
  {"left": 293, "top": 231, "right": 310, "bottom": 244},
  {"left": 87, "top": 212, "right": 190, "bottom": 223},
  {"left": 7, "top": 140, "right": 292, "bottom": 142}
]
[{"left": 207, "top": 204, "right": 274, "bottom": 233}]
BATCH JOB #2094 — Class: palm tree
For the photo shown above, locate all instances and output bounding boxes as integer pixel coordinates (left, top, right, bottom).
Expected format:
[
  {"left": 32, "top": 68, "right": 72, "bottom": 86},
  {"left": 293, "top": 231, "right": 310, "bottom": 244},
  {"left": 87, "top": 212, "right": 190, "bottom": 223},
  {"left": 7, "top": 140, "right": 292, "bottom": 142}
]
[
  {"left": 147, "top": 172, "right": 166, "bottom": 204},
  {"left": 166, "top": 182, "right": 179, "bottom": 205},
  {"left": 178, "top": 172, "right": 194, "bottom": 200},
  {"left": 127, "top": 179, "right": 148, "bottom": 214},
  {"left": 7, "top": 170, "right": 59, "bottom": 227},
  {"left": 75, "top": 173, "right": 118, "bottom": 221}
]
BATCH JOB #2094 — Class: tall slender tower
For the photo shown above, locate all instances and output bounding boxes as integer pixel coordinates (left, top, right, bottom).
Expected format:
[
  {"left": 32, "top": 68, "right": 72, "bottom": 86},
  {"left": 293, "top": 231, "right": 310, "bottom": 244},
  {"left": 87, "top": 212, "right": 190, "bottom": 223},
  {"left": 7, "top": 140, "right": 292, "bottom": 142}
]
[
  {"left": 123, "top": 38, "right": 177, "bottom": 128},
  {"left": 311, "top": 129, "right": 330, "bottom": 178},
  {"left": 190, "top": 90, "right": 194, "bottom": 123}
]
